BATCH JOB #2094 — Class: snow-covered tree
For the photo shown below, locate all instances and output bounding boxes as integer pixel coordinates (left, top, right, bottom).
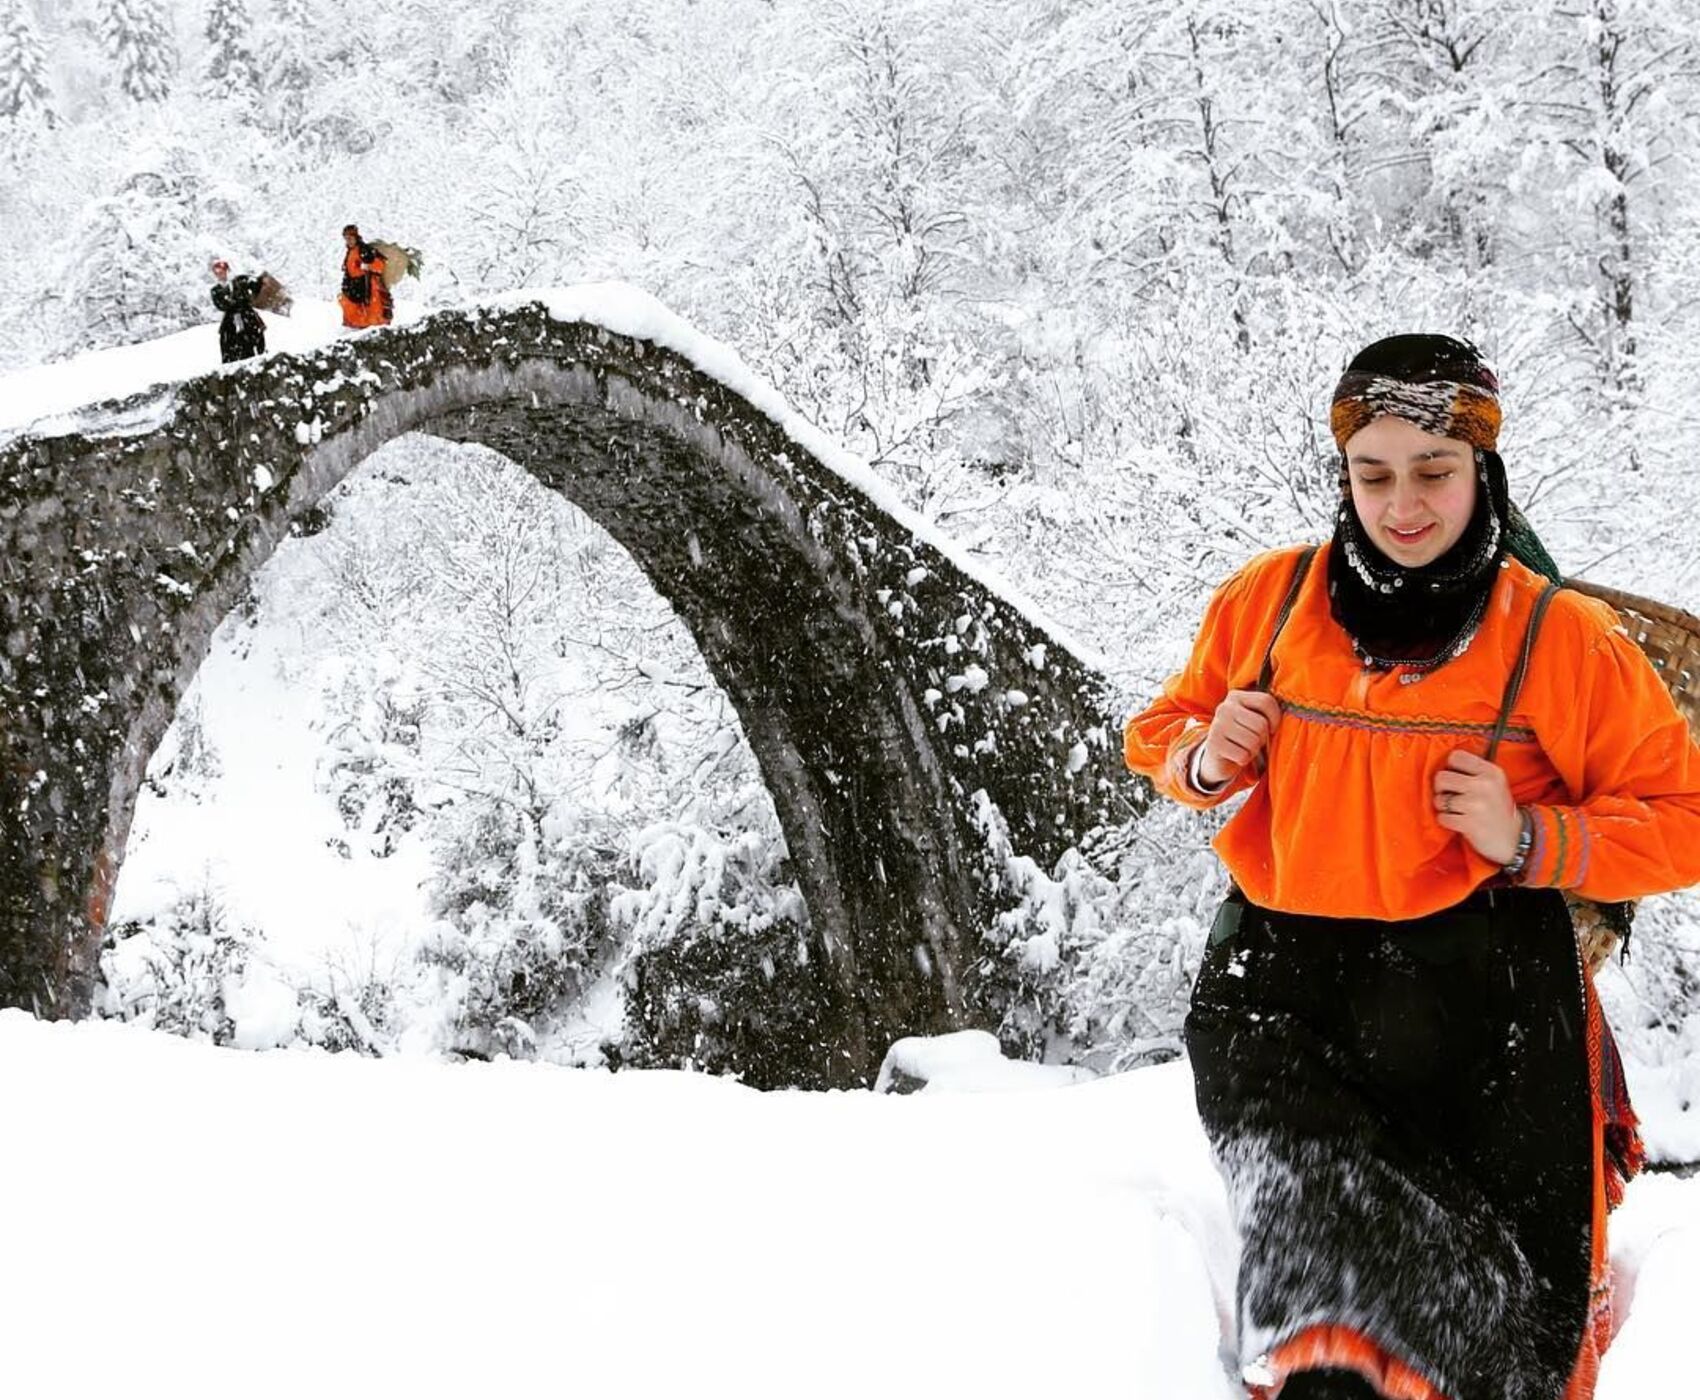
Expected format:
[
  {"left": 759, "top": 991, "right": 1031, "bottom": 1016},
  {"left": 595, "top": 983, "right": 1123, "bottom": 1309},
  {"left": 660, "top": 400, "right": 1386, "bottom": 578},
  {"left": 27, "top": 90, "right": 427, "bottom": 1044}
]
[
  {"left": 460, "top": 52, "right": 581, "bottom": 290},
  {"left": 98, "top": 0, "right": 176, "bottom": 104},
  {"left": 272, "top": 0, "right": 316, "bottom": 34},
  {"left": 203, "top": 0, "right": 260, "bottom": 102},
  {"left": 1522, "top": 0, "right": 1695, "bottom": 400},
  {"left": 258, "top": 0, "right": 321, "bottom": 136},
  {"left": 1356, "top": 0, "right": 1515, "bottom": 276},
  {"left": 0, "top": 0, "right": 52, "bottom": 127},
  {"left": 62, "top": 143, "right": 210, "bottom": 350}
]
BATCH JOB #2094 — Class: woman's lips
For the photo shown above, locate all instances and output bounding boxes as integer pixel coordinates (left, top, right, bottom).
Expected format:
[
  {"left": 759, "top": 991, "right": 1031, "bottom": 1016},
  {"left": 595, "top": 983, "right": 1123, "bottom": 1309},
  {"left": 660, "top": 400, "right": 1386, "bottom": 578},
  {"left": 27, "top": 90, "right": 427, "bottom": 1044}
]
[{"left": 1385, "top": 523, "right": 1435, "bottom": 546}]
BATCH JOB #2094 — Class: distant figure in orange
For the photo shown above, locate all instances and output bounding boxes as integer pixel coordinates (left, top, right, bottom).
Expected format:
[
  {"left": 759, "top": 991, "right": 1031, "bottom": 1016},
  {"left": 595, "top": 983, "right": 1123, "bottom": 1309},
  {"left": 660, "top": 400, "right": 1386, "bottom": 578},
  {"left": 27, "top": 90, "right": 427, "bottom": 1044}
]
[{"left": 338, "top": 224, "right": 392, "bottom": 329}]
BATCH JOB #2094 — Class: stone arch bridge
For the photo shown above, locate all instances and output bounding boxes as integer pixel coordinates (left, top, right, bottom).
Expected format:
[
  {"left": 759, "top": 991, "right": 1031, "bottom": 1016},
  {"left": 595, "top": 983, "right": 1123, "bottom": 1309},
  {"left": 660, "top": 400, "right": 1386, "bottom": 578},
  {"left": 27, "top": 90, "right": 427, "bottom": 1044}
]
[{"left": 0, "top": 300, "right": 1132, "bottom": 1085}]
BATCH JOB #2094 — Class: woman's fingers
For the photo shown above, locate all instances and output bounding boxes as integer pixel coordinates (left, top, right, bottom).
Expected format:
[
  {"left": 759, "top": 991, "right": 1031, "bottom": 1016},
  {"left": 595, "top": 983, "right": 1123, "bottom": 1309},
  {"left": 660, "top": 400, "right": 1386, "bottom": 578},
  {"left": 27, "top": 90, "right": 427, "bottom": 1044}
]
[
  {"left": 1215, "top": 711, "right": 1271, "bottom": 760},
  {"left": 1223, "top": 692, "right": 1279, "bottom": 740},
  {"left": 1200, "top": 690, "right": 1283, "bottom": 782},
  {"left": 1434, "top": 750, "right": 1507, "bottom": 795},
  {"left": 1220, "top": 738, "right": 1257, "bottom": 768},
  {"left": 1209, "top": 731, "right": 1253, "bottom": 768},
  {"left": 1239, "top": 691, "right": 1284, "bottom": 729},
  {"left": 1224, "top": 711, "right": 1270, "bottom": 749},
  {"left": 1444, "top": 748, "right": 1496, "bottom": 775},
  {"left": 1428, "top": 751, "right": 1521, "bottom": 861}
]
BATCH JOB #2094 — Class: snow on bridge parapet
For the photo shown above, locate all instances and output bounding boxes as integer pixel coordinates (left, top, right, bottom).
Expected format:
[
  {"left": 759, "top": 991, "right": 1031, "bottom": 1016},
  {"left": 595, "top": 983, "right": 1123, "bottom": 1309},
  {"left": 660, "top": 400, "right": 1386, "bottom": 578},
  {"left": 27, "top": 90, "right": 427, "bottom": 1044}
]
[
  {"left": 1, "top": 285, "right": 1106, "bottom": 674},
  {"left": 0, "top": 291, "right": 1135, "bottom": 1086}
]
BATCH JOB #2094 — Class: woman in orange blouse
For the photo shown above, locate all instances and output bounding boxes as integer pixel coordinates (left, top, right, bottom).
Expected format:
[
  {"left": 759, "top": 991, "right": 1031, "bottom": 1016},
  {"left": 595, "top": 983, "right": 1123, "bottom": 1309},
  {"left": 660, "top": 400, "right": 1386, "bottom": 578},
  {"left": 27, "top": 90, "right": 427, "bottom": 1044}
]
[
  {"left": 1125, "top": 335, "right": 1700, "bottom": 1400},
  {"left": 338, "top": 223, "right": 392, "bottom": 330}
]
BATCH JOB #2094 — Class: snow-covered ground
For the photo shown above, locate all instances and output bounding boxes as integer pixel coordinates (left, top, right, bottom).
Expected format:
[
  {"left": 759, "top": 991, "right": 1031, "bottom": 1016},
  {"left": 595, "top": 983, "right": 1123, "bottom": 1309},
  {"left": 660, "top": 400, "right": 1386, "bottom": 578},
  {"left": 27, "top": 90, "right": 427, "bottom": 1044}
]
[
  {"left": 0, "top": 295, "right": 373, "bottom": 433},
  {"left": 1, "top": 1012, "right": 1694, "bottom": 1399}
]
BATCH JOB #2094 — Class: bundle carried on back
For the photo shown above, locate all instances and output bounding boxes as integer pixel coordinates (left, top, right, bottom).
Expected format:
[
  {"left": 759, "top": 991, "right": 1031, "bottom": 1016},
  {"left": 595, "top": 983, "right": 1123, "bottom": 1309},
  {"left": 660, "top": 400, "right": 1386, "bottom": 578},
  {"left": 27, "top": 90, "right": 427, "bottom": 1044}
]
[
  {"left": 369, "top": 240, "right": 425, "bottom": 288},
  {"left": 251, "top": 272, "right": 293, "bottom": 316}
]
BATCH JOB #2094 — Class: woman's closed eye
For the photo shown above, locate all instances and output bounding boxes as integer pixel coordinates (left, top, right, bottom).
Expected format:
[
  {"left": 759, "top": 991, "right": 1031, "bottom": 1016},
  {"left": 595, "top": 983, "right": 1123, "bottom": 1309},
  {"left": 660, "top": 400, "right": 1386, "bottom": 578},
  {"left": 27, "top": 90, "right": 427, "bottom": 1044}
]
[{"left": 1355, "top": 470, "right": 1454, "bottom": 486}]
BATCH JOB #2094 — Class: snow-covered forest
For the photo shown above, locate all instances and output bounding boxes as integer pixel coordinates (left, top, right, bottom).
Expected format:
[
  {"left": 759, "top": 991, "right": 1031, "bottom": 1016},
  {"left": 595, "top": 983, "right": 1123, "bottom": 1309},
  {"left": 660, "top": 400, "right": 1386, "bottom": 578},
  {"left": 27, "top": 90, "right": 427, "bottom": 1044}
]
[
  {"left": 10, "top": 0, "right": 1700, "bottom": 608},
  {"left": 3, "top": 0, "right": 1699, "bottom": 1119}
]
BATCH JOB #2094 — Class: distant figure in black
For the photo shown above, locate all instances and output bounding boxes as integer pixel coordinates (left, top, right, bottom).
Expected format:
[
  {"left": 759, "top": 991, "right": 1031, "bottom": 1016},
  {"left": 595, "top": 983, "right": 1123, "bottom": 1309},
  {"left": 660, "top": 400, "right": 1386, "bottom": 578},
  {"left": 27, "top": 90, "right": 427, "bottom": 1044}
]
[{"left": 210, "top": 258, "right": 267, "bottom": 363}]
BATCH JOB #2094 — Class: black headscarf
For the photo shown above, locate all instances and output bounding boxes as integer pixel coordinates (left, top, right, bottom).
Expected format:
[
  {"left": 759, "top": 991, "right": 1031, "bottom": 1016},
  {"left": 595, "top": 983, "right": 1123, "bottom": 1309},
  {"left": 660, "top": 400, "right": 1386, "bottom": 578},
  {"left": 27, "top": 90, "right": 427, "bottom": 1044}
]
[{"left": 1326, "top": 334, "right": 1551, "bottom": 671}]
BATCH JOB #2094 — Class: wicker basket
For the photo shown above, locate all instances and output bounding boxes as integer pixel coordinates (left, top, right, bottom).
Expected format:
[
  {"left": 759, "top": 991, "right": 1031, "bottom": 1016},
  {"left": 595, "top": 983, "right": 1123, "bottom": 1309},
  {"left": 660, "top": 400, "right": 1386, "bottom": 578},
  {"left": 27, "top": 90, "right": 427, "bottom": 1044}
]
[{"left": 1562, "top": 578, "right": 1700, "bottom": 971}]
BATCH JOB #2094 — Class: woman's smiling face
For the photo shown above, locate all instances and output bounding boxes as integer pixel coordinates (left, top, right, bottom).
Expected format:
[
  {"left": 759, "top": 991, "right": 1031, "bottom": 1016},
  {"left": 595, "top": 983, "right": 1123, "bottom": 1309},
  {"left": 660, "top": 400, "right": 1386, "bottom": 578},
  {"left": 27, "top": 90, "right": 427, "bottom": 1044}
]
[{"left": 1344, "top": 415, "right": 1479, "bottom": 568}]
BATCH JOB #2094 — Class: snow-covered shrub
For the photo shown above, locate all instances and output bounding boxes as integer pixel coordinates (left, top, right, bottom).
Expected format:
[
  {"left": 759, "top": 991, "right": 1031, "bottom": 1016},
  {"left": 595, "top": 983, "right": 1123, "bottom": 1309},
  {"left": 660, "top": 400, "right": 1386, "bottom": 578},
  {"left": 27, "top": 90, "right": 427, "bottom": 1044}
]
[
  {"left": 1599, "top": 892, "right": 1700, "bottom": 1072},
  {"left": 295, "top": 969, "right": 396, "bottom": 1056},
  {"left": 98, "top": 881, "right": 254, "bottom": 1044},
  {"left": 611, "top": 800, "right": 833, "bottom": 1088},
  {"left": 973, "top": 789, "right": 1231, "bottom": 1072},
  {"left": 317, "top": 661, "right": 423, "bottom": 859},
  {"left": 141, "top": 691, "right": 221, "bottom": 802},
  {"left": 62, "top": 156, "right": 211, "bottom": 351},
  {"left": 419, "top": 804, "right": 620, "bottom": 1059},
  {"left": 617, "top": 912, "right": 834, "bottom": 1089}
]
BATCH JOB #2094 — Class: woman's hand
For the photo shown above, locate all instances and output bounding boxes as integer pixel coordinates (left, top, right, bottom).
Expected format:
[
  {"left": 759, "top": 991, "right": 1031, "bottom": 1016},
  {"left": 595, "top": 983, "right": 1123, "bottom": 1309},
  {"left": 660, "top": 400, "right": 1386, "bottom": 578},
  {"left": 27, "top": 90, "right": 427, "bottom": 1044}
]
[
  {"left": 1198, "top": 690, "right": 1284, "bottom": 788},
  {"left": 1433, "top": 749, "right": 1522, "bottom": 865}
]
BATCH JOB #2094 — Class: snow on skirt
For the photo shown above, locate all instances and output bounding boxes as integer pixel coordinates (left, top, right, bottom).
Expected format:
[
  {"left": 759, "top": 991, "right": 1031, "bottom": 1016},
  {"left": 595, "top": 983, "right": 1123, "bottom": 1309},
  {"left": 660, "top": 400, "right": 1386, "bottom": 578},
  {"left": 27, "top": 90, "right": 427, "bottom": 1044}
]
[{"left": 1186, "top": 886, "right": 1602, "bottom": 1400}]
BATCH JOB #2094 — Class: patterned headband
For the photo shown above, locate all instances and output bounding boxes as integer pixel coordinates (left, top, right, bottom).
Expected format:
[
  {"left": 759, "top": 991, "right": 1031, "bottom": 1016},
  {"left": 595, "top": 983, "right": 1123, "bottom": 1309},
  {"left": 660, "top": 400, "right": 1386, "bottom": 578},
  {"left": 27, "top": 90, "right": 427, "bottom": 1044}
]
[{"left": 1329, "top": 367, "right": 1501, "bottom": 452}]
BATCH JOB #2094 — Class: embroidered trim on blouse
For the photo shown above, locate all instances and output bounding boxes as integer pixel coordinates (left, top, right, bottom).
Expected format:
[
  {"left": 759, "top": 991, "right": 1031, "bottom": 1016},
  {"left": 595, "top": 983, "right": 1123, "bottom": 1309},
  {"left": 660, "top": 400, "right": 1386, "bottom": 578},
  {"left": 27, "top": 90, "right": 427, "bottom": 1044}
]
[{"left": 1278, "top": 699, "right": 1537, "bottom": 745}]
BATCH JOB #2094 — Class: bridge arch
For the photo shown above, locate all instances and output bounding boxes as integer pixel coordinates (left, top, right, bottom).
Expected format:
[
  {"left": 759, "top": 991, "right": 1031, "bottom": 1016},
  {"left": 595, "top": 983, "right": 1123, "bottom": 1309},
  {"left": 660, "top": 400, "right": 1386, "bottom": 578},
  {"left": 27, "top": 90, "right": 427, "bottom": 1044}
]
[{"left": 0, "top": 296, "right": 1124, "bottom": 1084}]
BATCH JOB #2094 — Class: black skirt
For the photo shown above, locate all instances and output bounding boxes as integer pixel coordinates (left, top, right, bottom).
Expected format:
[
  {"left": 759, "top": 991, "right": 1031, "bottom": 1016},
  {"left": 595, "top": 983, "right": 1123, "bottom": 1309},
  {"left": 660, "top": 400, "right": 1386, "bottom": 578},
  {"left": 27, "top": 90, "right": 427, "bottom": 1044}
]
[
  {"left": 219, "top": 307, "right": 266, "bottom": 363},
  {"left": 1186, "top": 886, "right": 1593, "bottom": 1400}
]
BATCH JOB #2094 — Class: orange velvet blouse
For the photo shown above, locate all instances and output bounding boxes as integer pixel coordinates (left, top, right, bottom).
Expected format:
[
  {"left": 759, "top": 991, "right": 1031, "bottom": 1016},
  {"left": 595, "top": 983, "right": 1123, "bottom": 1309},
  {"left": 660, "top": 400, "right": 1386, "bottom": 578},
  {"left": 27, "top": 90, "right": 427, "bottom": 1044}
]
[{"left": 1123, "top": 543, "right": 1700, "bottom": 921}]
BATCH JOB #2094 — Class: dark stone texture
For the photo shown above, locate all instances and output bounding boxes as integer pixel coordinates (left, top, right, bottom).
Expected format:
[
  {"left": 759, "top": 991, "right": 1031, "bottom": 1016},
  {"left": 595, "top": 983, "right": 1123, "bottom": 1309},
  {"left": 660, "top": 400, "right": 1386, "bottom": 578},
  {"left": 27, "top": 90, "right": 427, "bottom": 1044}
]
[{"left": 0, "top": 304, "right": 1137, "bottom": 1084}]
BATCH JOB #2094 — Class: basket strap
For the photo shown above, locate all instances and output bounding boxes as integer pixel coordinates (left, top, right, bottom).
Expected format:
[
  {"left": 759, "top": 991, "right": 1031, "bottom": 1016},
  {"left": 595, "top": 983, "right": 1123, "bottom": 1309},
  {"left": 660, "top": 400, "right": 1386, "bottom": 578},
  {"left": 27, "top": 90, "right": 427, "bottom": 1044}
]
[
  {"left": 1487, "top": 582, "right": 1561, "bottom": 763},
  {"left": 1255, "top": 546, "right": 1319, "bottom": 693}
]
